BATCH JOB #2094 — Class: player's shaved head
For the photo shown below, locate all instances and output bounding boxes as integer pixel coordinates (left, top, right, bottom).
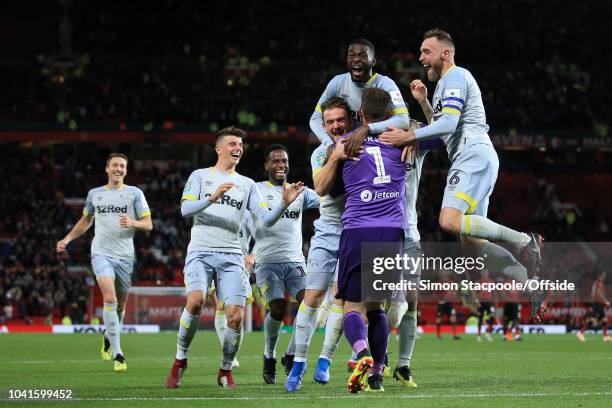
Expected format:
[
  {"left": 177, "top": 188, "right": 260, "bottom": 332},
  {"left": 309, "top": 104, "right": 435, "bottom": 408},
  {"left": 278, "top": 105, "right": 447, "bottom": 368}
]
[
  {"left": 360, "top": 88, "right": 390, "bottom": 123},
  {"left": 423, "top": 28, "right": 455, "bottom": 55},
  {"left": 347, "top": 39, "right": 376, "bottom": 83},
  {"left": 264, "top": 143, "right": 289, "bottom": 162},
  {"left": 349, "top": 38, "right": 375, "bottom": 56}
]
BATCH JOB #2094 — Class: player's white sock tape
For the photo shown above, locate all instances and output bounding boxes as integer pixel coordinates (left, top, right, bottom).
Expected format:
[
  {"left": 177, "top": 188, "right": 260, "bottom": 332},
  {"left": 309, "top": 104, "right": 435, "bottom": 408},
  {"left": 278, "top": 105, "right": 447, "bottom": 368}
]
[
  {"left": 478, "top": 242, "right": 528, "bottom": 283},
  {"left": 176, "top": 308, "right": 200, "bottom": 360},
  {"left": 461, "top": 215, "right": 530, "bottom": 249},
  {"left": 398, "top": 310, "right": 417, "bottom": 367},
  {"left": 286, "top": 329, "right": 297, "bottom": 356},
  {"left": 264, "top": 314, "right": 282, "bottom": 359},
  {"left": 222, "top": 327, "right": 243, "bottom": 370},
  {"left": 103, "top": 303, "right": 122, "bottom": 357},
  {"left": 214, "top": 310, "right": 227, "bottom": 347},
  {"left": 294, "top": 303, "right": 318, "bottom": 362},
  {"left": 320, "top": 305, "right": 343, "bottom": 361},
  {"left": 117, "top": 309, "right": 125, "bottom": 328}
]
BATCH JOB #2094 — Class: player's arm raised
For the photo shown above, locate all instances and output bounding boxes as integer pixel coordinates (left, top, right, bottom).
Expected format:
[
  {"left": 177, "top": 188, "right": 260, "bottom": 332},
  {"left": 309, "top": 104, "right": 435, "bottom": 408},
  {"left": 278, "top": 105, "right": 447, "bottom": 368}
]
[
  {"left": 56, "top": 214, "right": 94, "bottom": 253},
  {"left": 310, "top": 76, "right": 342, "bottom": 147},
  {"left": 410, "top": 80, "right": 434, "bottom": 124},
  {"left": 247, "top": 182, "right": 304, "bottom": 227}
]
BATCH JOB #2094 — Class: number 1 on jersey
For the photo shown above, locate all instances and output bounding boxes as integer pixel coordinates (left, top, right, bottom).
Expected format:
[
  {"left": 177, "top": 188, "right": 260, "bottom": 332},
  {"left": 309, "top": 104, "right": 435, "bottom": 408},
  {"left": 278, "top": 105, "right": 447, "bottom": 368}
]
[{"left": 366, "top": 146, "right": 391, "bottom": 184}]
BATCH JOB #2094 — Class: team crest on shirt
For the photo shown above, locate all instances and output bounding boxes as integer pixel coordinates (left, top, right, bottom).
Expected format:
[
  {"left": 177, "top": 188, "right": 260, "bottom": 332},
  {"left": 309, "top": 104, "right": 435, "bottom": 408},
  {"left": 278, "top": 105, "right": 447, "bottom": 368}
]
[
  {"left": 316, "top": 154, "right": 325, "bottom": 167},
  {"left": 266, "top": 194, "right": 275, "bottom": 201},
  {"left": 444, "top": 88, "right": 461, "bottom": 98},
  {"left": 204, "top": 181, "right": 213, "bottom": 187}
]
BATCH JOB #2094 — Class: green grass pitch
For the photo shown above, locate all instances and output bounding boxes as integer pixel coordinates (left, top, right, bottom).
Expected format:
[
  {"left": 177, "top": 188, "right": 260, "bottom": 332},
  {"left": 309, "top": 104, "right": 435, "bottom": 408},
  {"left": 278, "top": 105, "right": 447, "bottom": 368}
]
[{"left": 1, "top": 331, "right": 610, "bottom": 407}]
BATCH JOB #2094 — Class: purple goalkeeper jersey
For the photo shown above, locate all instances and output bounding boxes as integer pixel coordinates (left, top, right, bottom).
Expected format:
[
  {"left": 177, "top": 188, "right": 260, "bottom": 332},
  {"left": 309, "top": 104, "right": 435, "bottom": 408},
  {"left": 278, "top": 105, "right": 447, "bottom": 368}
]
[{"left": 341, "top": 135, "right": 407, "bottom": 229}]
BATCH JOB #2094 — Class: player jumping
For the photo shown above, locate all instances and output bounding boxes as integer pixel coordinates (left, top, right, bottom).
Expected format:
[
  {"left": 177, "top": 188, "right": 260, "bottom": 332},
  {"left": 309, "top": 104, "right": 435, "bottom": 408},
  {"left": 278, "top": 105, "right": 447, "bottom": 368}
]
[
  {"left": 378, "top": 29, "right": 550, "bottom": 323},
  {"left": 310, "top": 38, "right": 410, "bottom": 148}
]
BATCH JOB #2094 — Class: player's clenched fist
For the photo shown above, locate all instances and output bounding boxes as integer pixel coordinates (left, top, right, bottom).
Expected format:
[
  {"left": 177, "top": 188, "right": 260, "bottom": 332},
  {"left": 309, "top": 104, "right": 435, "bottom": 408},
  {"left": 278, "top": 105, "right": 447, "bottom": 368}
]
[
  {"left": 56, "top": 238, "right": 69, "bottom": 253},
  {"left": 119, "top": 214, "right": 135, "bottom": 228},
  {"left": 410, "top": 79, "right": 428, "bottom": 103},
  {"left": 209, "top": 182, "right": 235, "bottom": 202}
]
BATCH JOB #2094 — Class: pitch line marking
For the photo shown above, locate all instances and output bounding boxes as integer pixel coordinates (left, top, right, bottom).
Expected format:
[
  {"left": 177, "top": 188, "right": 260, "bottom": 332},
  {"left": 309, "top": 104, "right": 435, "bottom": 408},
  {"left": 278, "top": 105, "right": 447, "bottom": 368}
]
[{"left": 67, "top": 392, "right": 612, "bottom": 401}]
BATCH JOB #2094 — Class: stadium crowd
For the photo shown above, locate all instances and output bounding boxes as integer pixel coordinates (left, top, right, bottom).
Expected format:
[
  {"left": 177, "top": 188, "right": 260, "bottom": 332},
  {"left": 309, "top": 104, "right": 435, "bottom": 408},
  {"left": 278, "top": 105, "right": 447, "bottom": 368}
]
[
  {"left": 0, "top": 142, "right": 607, "bottom": 324},
  {"left": 1, "top": 0, "right": 609, "bottom": 325},
  {"left": 0, "top": 0, "right": 608, "bottom": 133}
]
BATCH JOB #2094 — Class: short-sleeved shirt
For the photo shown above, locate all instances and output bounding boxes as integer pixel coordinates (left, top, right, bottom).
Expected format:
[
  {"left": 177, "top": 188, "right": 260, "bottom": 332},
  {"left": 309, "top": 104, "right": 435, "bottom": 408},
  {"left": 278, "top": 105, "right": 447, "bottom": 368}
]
[{"left": 83, "top": 185, "right": 151, "bottom": 260}]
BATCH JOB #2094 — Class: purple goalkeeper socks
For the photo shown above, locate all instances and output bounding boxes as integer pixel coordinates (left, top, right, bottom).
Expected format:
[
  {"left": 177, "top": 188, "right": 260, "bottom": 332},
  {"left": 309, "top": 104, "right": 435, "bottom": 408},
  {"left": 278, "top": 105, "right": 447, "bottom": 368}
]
[
  {"left": 343, "top": 311, "right": 368, "bottom": 354},
  {"left": 366, "top": 309, "right": 388, "bottom": 375}
]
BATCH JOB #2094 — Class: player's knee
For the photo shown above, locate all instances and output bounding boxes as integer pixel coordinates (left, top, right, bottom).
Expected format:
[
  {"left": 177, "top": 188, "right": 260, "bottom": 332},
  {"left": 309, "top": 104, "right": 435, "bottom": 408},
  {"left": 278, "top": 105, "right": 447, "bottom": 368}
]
[
  {"left": 103, "top": 295, "right": 118, "bottom": 304},
  {"left": 439, "top": 211, "right": 461, "bottom": 234},
  {"left": 295, "top": 289, "right": 305, "bottom": 304},
  {"left": 225, "top": 306, "right": 244, "bottom": 329},
  {"left": 268, "top": 300, "right": 287, "bottom": 321},
  {"left": 304, "top": 290, "right": 325, "bottom": 308},
  {"left": 186, "top": 293, "right": 205, "bottom": 314}
]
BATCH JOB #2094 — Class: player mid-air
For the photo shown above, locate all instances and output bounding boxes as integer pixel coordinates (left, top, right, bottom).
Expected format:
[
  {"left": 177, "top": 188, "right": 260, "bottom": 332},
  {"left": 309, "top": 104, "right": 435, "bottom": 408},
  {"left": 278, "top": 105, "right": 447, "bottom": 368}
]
[
  {"left": 378, "top": 29, "right": 550, "bottom": 322},
  {"left": 57, "top": 153, "right": 153, "bottom": 373},
  {"left": 310, "top": 38, "right": 410, "bottom": 148},
  {"left": 165, "top": 127, "right": 305, "bottom": 389},
  {"left": 253, "top": 144, "right": 320, "bottom": 384}
]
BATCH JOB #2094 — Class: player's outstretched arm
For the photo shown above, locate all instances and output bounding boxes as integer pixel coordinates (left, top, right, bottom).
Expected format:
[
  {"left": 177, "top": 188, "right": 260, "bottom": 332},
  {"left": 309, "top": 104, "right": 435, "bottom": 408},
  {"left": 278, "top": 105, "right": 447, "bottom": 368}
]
[
  {"left": 366, "top": 80, "right": 411, "bottom": 135},
  {"left": 56, "top": 215, "right": 94, "bottom": 253},
  {"left": 365, "top": 110, "right": 410, "bottom": 135},
  {"left": 381, "top": 111, "right": 460, "bottom": 145},
  {"left": 248, "top": 183, "right": 293, "bottom": 227},
  {"left": 310, "top": 110, "right": 334, "bottom": 147},
  {"left": 119, "top": 214, "right": 153, "bottom": 231},
  {"left": 310, "top": 76, "right": 342, "bottom": 147}
]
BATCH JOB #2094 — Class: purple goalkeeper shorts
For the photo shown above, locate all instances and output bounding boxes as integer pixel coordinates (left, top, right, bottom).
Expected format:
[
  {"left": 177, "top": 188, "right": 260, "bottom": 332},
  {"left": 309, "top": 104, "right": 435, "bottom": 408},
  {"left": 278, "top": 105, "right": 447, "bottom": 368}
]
[{"left": 336, "top": 227, "right": 404, "bottom": 303}]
